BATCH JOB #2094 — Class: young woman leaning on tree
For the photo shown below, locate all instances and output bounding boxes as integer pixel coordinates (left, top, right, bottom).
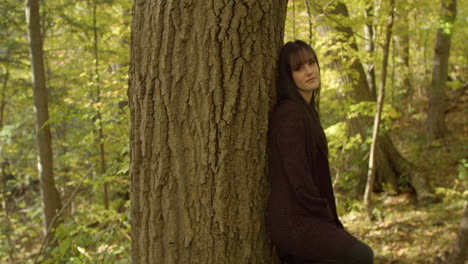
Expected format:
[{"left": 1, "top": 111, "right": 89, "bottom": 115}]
[{"left": 266, "top": 40, "right": 374, "bottom": 264}]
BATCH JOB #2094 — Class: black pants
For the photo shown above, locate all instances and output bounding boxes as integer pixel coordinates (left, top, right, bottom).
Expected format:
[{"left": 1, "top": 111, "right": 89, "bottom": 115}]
[{"left": 277, "top": 240, "right": 374, "bottom": 264}]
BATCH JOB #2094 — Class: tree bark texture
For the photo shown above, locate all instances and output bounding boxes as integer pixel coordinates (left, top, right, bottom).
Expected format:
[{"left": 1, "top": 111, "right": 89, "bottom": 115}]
[
  {"left": 25, "top": 0, "right": 62, "bottom": 243},
  {"left": 426, "top": 0, "right": 457, "bottom": 141},
  {"left": 129, "top": 1, "right": 287, "bottom": 263},
  {"left": 311, "top": 1, "right": 432, "bottom": 200}
]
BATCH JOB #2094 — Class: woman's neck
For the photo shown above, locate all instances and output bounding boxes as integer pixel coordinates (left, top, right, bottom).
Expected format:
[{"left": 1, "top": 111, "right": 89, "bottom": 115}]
[{"left": 298, "top": 90, "right": 312, "bottom": 104}]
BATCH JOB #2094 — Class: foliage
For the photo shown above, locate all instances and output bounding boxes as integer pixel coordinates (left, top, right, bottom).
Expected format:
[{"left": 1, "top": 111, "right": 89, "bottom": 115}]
[
  {"left": 435, "top": 185, "right": 468, "bottom": 201},
  {"left": 457, "top": 158, "right": 467, "bottom": 180},
  {"left": 286, "top": 1, "right": 467, "bottom": 262},
  {"left": 1, "top": 0, "right": 130, "bottom": 262},
  {"left": 285, "top": 0, "right": 467, "bottom": 191},
  {"left": 0, "top": 0, "right": 466, "bottom": 262},
  {"left": 342, "top": 194, "right": 466, "bottom": 264},
  {"left": 43, "top": 206, "right": 130, "bottom": 264}
]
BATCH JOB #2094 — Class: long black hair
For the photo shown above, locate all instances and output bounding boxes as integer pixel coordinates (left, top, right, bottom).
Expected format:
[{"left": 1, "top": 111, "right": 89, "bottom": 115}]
[
  {"left": 277, "top": 40, "right": 328, "bottom": 156},
  {"left": 277, "top": 40, "right": 321, "bottom": 112}
]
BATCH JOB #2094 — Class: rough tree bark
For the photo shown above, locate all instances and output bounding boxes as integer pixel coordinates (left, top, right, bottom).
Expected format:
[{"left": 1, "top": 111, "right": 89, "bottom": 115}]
[
  {"left": 310, "top": 1, "right": 433, "bottom": 201},
  {"left": 129, "top": 1, "right": 287, "bottom": 263},
  {"left": 426, "top": 0, "right": 457, "bottom": 141},
  {"left": 364, "top": 0, "right": 394, "bottom": 220},
  {"left": 25, "top": 0, "right": 62, "bottom": 246}
]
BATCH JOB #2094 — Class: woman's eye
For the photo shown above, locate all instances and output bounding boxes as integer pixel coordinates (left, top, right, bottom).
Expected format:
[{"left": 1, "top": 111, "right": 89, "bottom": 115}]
[{"left": 293, "top": 65, "right": 303, "bottom": 71}]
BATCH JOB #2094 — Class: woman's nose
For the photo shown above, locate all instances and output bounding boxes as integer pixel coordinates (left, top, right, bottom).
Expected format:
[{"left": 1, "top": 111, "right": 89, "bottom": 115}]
[{"left": 305, "top": 64, "right": 314, "bottom": 74}]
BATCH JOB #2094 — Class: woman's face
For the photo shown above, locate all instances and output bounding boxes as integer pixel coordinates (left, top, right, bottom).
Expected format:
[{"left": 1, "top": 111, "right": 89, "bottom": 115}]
[{"left": 291, "top": 52, "right": 320, "bottom": 97}]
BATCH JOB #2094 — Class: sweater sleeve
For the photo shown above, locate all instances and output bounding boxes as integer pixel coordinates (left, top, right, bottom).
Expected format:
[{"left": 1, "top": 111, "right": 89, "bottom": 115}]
[{"left": 272, "top": 104, "right": 334, "bottom": 220}]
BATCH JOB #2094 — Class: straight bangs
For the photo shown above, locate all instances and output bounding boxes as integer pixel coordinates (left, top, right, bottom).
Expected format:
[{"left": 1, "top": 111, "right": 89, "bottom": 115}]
[
  {"left": 277, "top": 40, "right": 321, "bottom": 111},
  {"left": 288, "top": 46, "right": 316, "bottom": 71}
]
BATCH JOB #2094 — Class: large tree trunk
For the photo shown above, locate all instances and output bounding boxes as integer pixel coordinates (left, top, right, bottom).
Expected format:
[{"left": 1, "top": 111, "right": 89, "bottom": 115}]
[
  {"left": 129, "top": 1, "right": 287, "bottom": 263},
  {"left": 426, "top": 0, "right": 457, "bottom": 141},
  {"left": 25, "top": 0, "right": 62, "bottom": 245},
  {"left": 311, "top": 1, "right": 433, "bottom": 201}
]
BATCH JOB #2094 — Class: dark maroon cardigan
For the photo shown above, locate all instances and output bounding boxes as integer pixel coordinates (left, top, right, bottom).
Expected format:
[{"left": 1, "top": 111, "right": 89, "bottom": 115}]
[{"left": 266, "top": 100, "right": 356, "bottom": 260}]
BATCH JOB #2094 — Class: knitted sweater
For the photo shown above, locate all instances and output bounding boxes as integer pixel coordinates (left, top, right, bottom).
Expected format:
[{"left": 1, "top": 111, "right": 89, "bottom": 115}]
[{"left": 266, "top": 100, "right": 356, "bottom": 260}]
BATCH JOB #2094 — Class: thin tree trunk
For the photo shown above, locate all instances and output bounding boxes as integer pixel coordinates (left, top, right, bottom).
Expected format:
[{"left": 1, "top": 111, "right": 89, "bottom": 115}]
[
  {"left": 25, "top": 0, "right": 62, "bottom": 247},
  {"left": 129, "top": 1, "right": 287, "bottom": 263},
  {"left": 0, "top": 69, "right": 8, "bottom": 129},
  {"left": 421, "top": 29, "right": 428, "bottom": 97},
  {"left": 393, "top": 0, "right": 412, "bottom": 96},
  {"left": 91, "top": 0, "right": 108, "bottom": 209},
  {"left": 390, "top": 37, "right": 395, "bottom": 104},
  {"left": 313, "top": 1, "right": 394, "bottom": 192},
  {"left": 304, "top": 0, "right": 313, "bottom": 45},
  {"left": 426, "top": 0, "right": 457, "bottom": 141},
  {"left": 364, "top": 0, "right": 394, "bottom": 220},
  {"left": 364, "top": 0, "right": 377, "bottom": 99},
  {"left": 446, "top": 202, "right": 468, "bottom": 264},
  {"left": 293, "top": 0, "right": 296, "bottom": 39}
]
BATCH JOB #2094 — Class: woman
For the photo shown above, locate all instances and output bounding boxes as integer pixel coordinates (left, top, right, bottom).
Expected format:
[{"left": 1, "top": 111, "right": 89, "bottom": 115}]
[{"left": 267, "top": 40, "right": 374, "bottom": 264}]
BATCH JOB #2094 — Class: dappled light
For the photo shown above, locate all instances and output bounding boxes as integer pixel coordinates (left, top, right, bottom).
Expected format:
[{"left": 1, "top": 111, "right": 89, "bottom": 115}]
[{"left": 0, "top": 0, "right": 466, "bottom": 263}]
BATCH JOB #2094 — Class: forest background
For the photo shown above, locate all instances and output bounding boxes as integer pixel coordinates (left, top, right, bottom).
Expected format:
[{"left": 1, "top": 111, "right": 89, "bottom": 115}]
[{"left": 0, "top": 0, "right": 466, "bottom": 263}]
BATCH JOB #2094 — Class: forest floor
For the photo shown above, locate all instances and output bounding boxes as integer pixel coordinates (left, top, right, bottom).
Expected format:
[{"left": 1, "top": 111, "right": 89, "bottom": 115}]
[{"left": 341, "top": 86, "right": 467, "bottom": 264}]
